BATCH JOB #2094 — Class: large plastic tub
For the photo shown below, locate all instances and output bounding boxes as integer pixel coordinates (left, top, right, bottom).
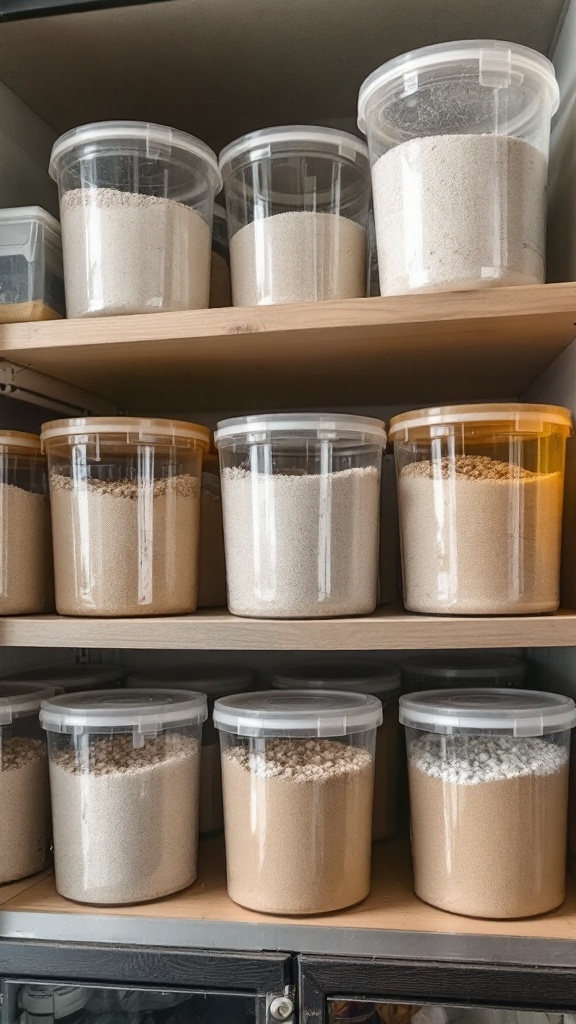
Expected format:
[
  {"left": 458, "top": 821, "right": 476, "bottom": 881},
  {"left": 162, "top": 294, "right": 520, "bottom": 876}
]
[
  {"left": 358, "top": 41, "right": 559, "bottom": 295},
  {"left": 0, "top": 207, "right": 64, "bottom": 322}
]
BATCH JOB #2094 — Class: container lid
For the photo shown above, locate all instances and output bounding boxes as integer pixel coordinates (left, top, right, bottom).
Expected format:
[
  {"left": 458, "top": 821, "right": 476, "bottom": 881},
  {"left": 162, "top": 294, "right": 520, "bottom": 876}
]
[
  {"left": 215, "top": 412, "right": 386, "bottom": 447},
  {"left": 41, "top": 416, "right": 211, "bottom": 449},
  {"left": 19, "top": 986, "right": 91, "bottom": 1020},
  {"left": 358, "top": 40, "right": 560, "bottom": 132},
  {"left": 272, "top": 660, "right": 400, "bottom": 695},
  {"left": 40, "top": 689, "right": 208, "bottom": 734},
  {"left": 401, "top": 653, "right": 526, "bottom": 684},
  {"left": 127, "top": 665, "right": 254, "bottom": 697},
  {"left": 399, "top": 688, "right": 576, "bottom": 736},
  {"left": 50, "top": 121, "right": 221, "bottom": 190},
  {"left": 214, "top": 690, "right": 383, "bottom": 737},
  {"left": 0, "top": 682, "right": 58, "bottom": 725},
  {"left": 0, "top": 430, "right": 42, "bottom": 453},
  {"left": 220, "top": 125, "right": 369, "bottom": 176},
  {"left": 3, "top": 662, "right": 126, "bottom": 691},
  {"left": 0, "top": 206, "right": 61, "bottom": 236},
  {"left": 388, "top": 403, "right": 573, "bottom": 440}
]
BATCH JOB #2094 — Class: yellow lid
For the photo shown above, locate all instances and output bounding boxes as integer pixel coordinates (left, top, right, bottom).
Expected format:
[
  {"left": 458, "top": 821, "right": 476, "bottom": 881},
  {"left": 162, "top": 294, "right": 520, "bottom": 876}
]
[
  {"left": 41, "top": 417, "right": 211, "bottom": 450},
  {"left": 389, "top": 403, "right": 573, "bottom": 441},
  {"left": 0, "top": 430, "right": 42, "bottom": 454}
]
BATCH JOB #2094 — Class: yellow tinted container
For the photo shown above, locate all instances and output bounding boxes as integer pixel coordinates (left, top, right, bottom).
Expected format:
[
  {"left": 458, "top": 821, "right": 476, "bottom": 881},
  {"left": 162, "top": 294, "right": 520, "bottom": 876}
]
[{"left": 389, "top": 403, "right": 572, "bottom": 615}]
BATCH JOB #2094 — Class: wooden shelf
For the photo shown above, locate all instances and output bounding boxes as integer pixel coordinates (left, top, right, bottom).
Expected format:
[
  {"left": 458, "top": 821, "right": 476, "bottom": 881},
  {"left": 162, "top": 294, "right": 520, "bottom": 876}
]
[{"left": 0, "top": 284, "right": 575, "bottom": 413}]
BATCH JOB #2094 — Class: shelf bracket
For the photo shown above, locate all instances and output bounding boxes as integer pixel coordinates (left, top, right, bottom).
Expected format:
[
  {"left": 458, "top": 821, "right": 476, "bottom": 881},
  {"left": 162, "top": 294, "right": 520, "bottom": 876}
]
[{"left": 0, "top": 360, "right": 121, "bottom": 415}]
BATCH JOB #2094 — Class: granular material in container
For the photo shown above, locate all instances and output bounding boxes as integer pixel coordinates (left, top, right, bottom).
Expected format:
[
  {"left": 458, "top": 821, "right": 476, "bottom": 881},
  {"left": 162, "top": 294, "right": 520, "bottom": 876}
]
[
  {"left": 50, "top": 473, "right": 200, "bottom": 616},
  {"left": 50, "top": 732, "right": 200, "bottom": 904},
  {"left": 60, "top": 188, "right": 211, "bottom": 317},
  {"left": 0, "top": 737, "right": 49, "bottom": 883},
  {"left": 398, "top": 455, "right": 562, "bottom": 613},
  {"left": 372, "top": 135, "right": 547, "bottom": 295},
  {"left": 0, "top": 482, "right": 52, "bottom": 614},
  {"left": 221, "top": 465, "right": 380, "bottom": 617},
  {"left": 222, "top": 738, "right": 373, "bottom": 913},
  {"left": 408, "top": 733, "right": 568, "bottom": 917},
  {"left": 229, "top": 211, "right": 366, "bottom": 305},
  {"left": 197, "top": 481, "right": 226, "bottom": 608},
  {"left": 0, "top": 302, "right": 61, "bottom": 323}
]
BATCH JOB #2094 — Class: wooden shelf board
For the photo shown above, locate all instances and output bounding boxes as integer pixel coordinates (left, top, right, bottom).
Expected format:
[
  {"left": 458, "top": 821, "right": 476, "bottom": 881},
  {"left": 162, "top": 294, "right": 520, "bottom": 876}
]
[
  {"left": 0, "top": 284, "right": 575, "bottom": 412},
  {"left": 0, "top": 869, "right": 51, "bottom": 908}
]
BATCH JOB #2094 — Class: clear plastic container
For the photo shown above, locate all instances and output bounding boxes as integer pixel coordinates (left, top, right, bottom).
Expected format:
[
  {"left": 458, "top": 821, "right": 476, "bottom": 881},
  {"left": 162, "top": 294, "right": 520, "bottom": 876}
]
[
  {"left": 49, "top": 121, "right": 222, "bottom": 318},
  {"left": 0, "top": 207, "right": 64, "bottom": 322},
  {"left": 401, "top": 653, "right": 526, "bottom": 692},
  {"left": 126, "top": 665, "right": 254, "bottom": 835},
  {"left": 219, "top": 126, "right": 371, "bottom": 305},
  {"left": 197, "top": 448, "right": 227, "bottom": 609},
  {"left": 215, "top": 413, "right": 386, "bottom": 618},
  {"left": 358, "top": 41, "right": 559, "bottom": 295},
  {"left": 271, "top": 660, "right": 400, "bottom": 840},
  {"left": 400, "top": 688, "right": 576, "bottom": 918},
  {"left": 214, "top": 690, "right": 382, "bottom": 913},
  {"left": 2, "top": 662, "right": 127, "bottom": 692},
  {"left": 209, "top": 203, "right": 231, "bottom": 308},
  {"left": 0, "top": 431, "right": 53, "bottom": 615},
  {"left": 389, "top": 403, "right": 572, "bottom": 615},
  {"left": 0, "top": 682, "right": 56, "bottom": 884},
  {"left": 41, "top": 417, "right": 210, "bottom": 617},
  {"left": 40, "top": 688, "right": 207, "bottom": 904}
]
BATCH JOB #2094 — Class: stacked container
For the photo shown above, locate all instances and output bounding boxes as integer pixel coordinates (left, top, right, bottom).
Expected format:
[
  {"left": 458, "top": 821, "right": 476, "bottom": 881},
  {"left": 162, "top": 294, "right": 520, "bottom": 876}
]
[
  {"left": 401, "top": 653, "right": 527, "bottom": 692},
  {"left": 0, "top": 207, "right": 64, "bottom": 322}
]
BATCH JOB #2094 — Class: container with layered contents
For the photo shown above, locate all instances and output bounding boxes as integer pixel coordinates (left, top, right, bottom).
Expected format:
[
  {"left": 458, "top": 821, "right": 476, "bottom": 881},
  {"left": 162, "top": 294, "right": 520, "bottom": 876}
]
[
  {"left": 41, "top": 689, "right": 207, "bottom": 904},
  {"left": 41, "top": 417, "right": 210, "bottom": 617},
  {"left": 0, "top": 431, "right": 53, "bottom": 615},
  {"left": 209, "top": 203, "right": 232, "bottom": 307},
  {"left": 389, "top": 404, "right": 572, "bottom": 615},
  {"left": 358, "top": 41, "right": 559, "bottom": 295},
  {"left": 49, "top": 121, "right": 221, "bottom": 317},
  {"left": 198, "top": 447, "right": 227, "bottom": 608},
  {"left": 214, "top": 690, "right": 382, "bottom": 913},
  {"left": 220, "top": 126, "right": 370, "bottom": 305},
  {"left": 127, "top": 665, "right": 254, "bottom": 834},
  {"left": 272, "top": 661, "right": 400, "bottom": 840},
  {"left": 0, "top": 682, "right": 55, "bottom": 884},
  {"left": 401, "top": 653, "right": 526, "bottom": 692},
  {"left": 2, "top": 662, "right": 127, "bottom": 692},
  {"left": 0, "top": 207, "right": 64, "bottom": 322},
  {"left": 215, "top": 413, "right": 386, "bottom": 618},
  {"left": 400, "top": 688, "right": 576, "bottom": 918}
]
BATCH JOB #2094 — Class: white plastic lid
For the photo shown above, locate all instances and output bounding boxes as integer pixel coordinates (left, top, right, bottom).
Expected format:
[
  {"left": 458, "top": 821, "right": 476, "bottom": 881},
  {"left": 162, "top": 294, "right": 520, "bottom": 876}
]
[
  {"left": 127, "top": 665, "right": 254, "bottom": 698},
  {"left": 40, "top": 688, "right": 208, "bottom": 734},
  {"left": 19, "top": 987, "right": 90, "bottom": 1020},
  {"left": 214, "top": 690, "right": 383, "bottom": 737},
  {"left": 389, "top": 403, "right": 572, "bottom": 440},
  {"left": 220, "top": 125, "right": 369, "bottom": 177},
  {"left": 215, "top": 412, "right": 386, "bottom": 447},
  {"left": 358, "top": 40, "right": 560, "bottom": 131},
  {"left": 272, "top": 660, "right": 400, "bottom": 696},
  {"left": 50, "top": 121, "right": 221, "bottom": 190},
  {"left": 401, "top": 653, "right": 526, "bottom": 685},
  {"left": 41, "top": 416, "right": 211, "bottom": 450},
  {"left": 3, "top": 662, "right": 126, "bottom": 691},
  {"left": 0, "top": 682, "right": 57, "bottom": 725},
  {"left": 399, "top": 688, "right": 576, "bottom": 736},
  {"left": 0, "top": 206, "right": 61, "bottom": 236}
]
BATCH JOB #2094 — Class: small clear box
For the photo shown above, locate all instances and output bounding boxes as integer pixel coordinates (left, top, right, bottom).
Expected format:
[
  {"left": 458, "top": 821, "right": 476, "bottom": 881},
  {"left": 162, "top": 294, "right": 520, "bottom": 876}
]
[{"left": 0, "top": 207, "right": 64, "bottom": 323}]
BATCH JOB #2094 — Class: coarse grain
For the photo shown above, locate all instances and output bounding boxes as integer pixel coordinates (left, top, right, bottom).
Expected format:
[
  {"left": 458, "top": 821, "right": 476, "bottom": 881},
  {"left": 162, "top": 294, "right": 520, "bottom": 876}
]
[
  {"left": 197, "top": 482, "right": 227, "bottom": 609},
  {"left": 221, "top": 465, "right": 380, "bottom": 617},
  {"left": 60, "top": 187, "right": 211, "bottom": 317},
  {"left": 372, "top": 134, "right": 547, "bottom": 295},
  {"left": 49, "top": 472, "right": 200, "bottom": 616},
  {"left": 50, "top": 732, "right": 200, "bottom": 904},
  {"left": 230, "top": 211, "right": 367, "bottom": 305},
  {"left": 222, "top": 738, "right": 374, "bottom": 913},
  {"left": 0, "top": 737, "right": 49, "bottom": 884},
  {"left": 0, "top": 301, "right": 62, "bottom": 323},
  {"left": 0, "top": 482, "right": 52, "bottom": 614},
  {"left": 398, "top": 456, "right": 562, "bottom": 614}
]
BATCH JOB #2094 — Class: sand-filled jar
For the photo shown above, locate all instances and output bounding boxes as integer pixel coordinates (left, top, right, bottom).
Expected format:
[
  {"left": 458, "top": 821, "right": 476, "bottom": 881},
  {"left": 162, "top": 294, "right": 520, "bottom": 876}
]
[
  {"left": 215, "top": 690, "right": 382, "bottom": 913},
  {"left": 41, "top": 688, "right": 207, "bottom": 905},
  {"left": 215, "top": 413, "right": 386, "bottom": 618},
  {"left": 220, "top": 126, "right": 370, "bottom": 305},
  {"left": 358, "top": 41, "right": 559, "bottom": 295},
  {"left": 42, "top": 417, "right": 209, "bottom": 617},
  {"left": 198, "top": 448, "right": 227, "bottom": 609},
  {"left": 401, "top": 653, "right": 526, "bottom": 693},
  {"left": 272, "top": 661, "right": 400, "bottom": 840},
  {"left": 209, "top": 203, "right": 232, "bottom": 308},
  {"left": 400, "top": 688, "right": 576, "bottom": 918},
  {"left": 390, "top": 404, "right": 572, "bottom": 615},
  {"left": 49, "top": 121, "right": 221, "bottom": 317}
]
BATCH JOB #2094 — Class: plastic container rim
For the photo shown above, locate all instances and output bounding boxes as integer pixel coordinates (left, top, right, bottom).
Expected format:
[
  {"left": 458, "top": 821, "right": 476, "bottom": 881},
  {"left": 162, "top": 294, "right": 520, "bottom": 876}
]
[
  {"left": 213, "top": 689, "right": 383, "bottom": 736},
  {"left": 0, "top": 430, "right": 42, "bottom": 453},
  {"left": 41, "top": 416, "right": 211, "bottom": 449},
  {"left": 399, "top": 687, "right": 576, "bottom": 735},
  {"left": 40, "top": 688, "right": 209, "bottom": 732},
  {"left": 219, "top": 125, "right": 370, "bottom": 176},
  {"left": 215, "top": 412, "right": 386, "bottom": 447},
  {"left": 272, "top": 660, "right": 401, "bottom": 694},
  {"left": 0, "top": 206, "right": 61, "bottom": 237},
  {"left": 401, "top": 653, "right": 526, "bottom": 682},
  {"left": 0, "top": 682, "right": 58, "bottom": 725},
  {"left": 389, "top": 403, "right": 573, "bottom": 439}
]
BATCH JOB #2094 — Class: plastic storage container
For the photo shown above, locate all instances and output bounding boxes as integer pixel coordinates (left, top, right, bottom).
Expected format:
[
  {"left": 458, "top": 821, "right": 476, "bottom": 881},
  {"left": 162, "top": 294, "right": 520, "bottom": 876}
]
[
  {"left": 214, "top": 690, "right": 382, "bottom": 913},
  {"left": 0, "top": 682, "right": 55, "bottom": 884},
  {"left": 209, "top": 203, "right": 232, "bottom": 308},
  {"left": 0, "top": 207, "right": 64, "bottom": 322},
  {"left": 389, "top": 403, "right": 572, "bottom": 615},
  {"left": 126, "top": 665, "right": 254, "bottom": 834},
  {"left": 358, "top": 41, "right": 559, "bottom": 295},
  {"left": 215, "top": 413, "right": 386, "bottom": 618},
  {"left": 0, "top": 431, "right": 53, "bottom": 615},
  {"left": 219, "top": 126, "right": 371, "bottom": 305},
  {"left": 400, "top": 688, "right": 576, "bottom": 918},
  {"left": 197, "top": 447, "right": 227, "bottom": 608},
  {"left": 2, "top": 662, "right": 127, "bottom": 692},
  {"left": 49, "top": 121, "right": 222, "bottom": 318},
  {"left": 272, "top": 660, "right": 400, "bottom": 840},
  {"left": 41, "top": 417, "right": 210, "bottom": 617},
  {"left": 401, "top": 653, "right": 526, "bottom": 692},
  {"left": 41, "top": 688, "right": 207, "bottom": 904}
]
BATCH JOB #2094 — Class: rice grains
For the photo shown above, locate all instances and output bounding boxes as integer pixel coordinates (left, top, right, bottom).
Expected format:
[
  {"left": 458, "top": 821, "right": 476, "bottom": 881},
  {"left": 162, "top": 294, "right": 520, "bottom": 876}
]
[
  {"left": 0, "top": 482, "right": 52, "bottom": 614},
  {"left": 0, "top": 737, "right": 49, "bottom": 884}
]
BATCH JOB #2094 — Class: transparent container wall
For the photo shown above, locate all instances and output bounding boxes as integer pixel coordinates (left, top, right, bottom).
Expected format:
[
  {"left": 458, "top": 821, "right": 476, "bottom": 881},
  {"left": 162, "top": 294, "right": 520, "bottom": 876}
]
[
  {"left": 210, "top": 207, "right": 232, "bottom": 307},
  {"left": 0, "top": 447, "right": 53, "bottom": 614},
  {"left": 44, "top": 435, "right": 202, "bottom": 617},
  {"left": 225, "top": 151, "right": 369, "bottom": 305},
  {"left": 219, "top": 438, "right": 382, "bottom": 618},
  {"left": 372, "top": 690, "right": 399, "bottom": 841},
  {"left": 47, "top": 721, "right": 202, "bottom": 904},
  {"left": 328, "top": 999, "right": 564, "bottom": 1024},
  {"left": 0, "top": 711, "right": 50, "bottom": 884},
  {"left": 197, "top": 463, "right": 227, "bottom": 609},
  {"left": 0, "top": 220, "right": 64, "bottom": 323},
  {"left": 220, "top": 727, "right": 376, "bottom": 913},
  {"left": 405, "top": 725, "right": 570, "bottom": 918},
  {"left": 394, "top": 423, "right": 567, "bottom": 615}
]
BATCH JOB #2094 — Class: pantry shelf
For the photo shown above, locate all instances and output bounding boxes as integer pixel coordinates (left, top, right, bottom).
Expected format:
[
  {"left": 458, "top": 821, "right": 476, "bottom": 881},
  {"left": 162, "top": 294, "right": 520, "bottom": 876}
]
[{"left": 0, "top": 283, "right": 575, "bottom": 413}]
